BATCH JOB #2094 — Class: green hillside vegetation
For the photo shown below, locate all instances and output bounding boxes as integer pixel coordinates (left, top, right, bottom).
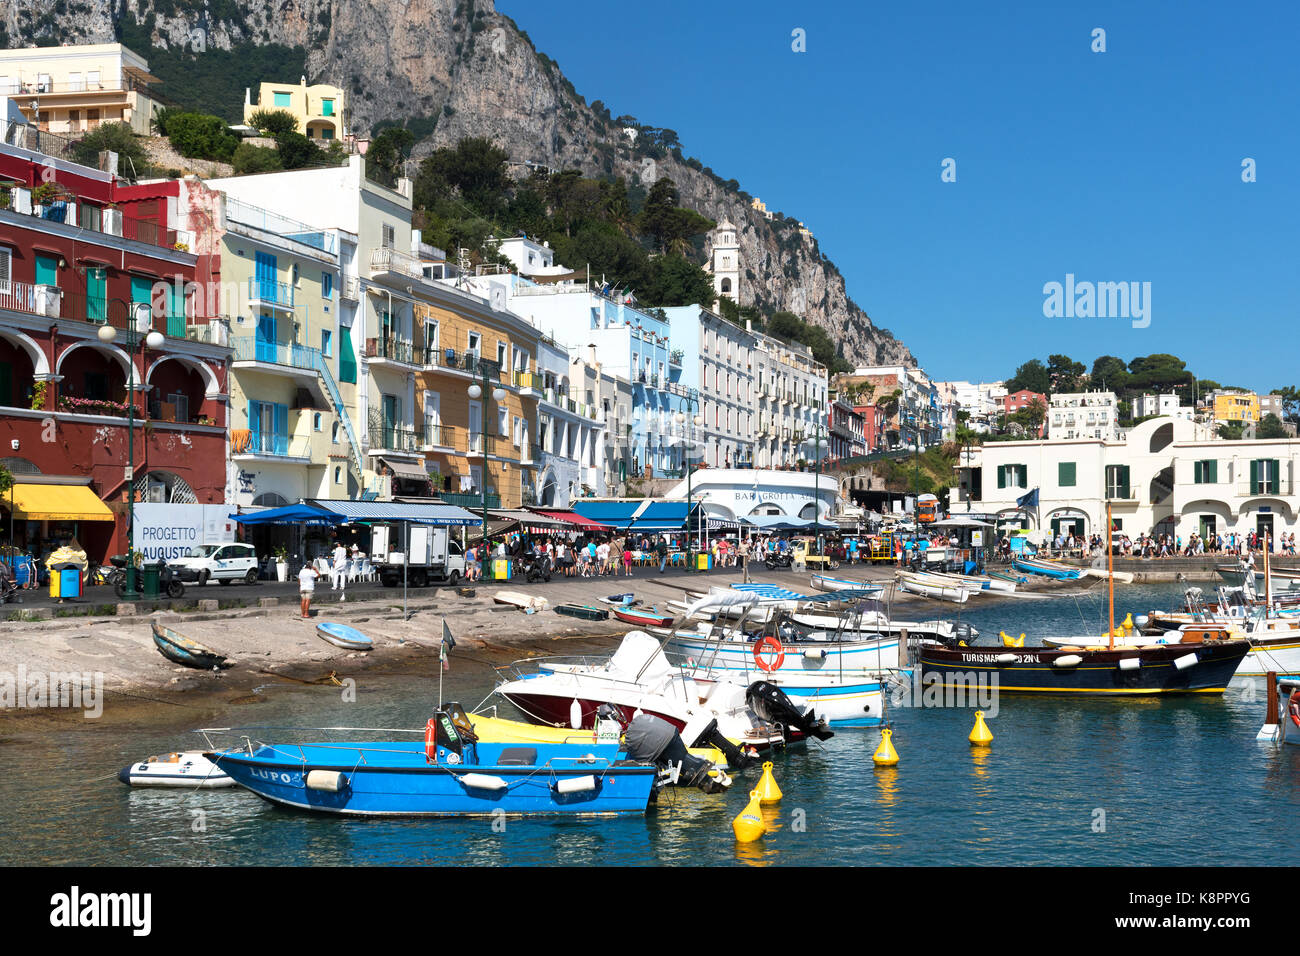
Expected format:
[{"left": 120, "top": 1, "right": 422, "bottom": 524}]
[{"left": 411, "top": 137, "right": 716, "bottom": 309}]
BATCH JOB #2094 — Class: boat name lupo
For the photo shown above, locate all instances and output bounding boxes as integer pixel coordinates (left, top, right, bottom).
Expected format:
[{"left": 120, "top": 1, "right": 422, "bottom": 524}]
[{"left": 891, "top": 669, "right": 1000, "bottom": 716}]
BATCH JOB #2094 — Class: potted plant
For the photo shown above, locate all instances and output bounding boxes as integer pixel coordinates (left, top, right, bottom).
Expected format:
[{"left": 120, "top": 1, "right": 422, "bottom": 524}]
[
  {"left": 29, "top": 381, "right": 46, "bottom": 410},
  {"left": 274, "top": 545, "right": 289, "bottom": 582}
]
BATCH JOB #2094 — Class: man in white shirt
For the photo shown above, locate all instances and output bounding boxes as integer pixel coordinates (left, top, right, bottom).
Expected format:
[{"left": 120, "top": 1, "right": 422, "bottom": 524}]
[
  {"left": 298, "top": 564, "right": 319, "bottom": 619},
  {"left": 331, "top": 541, "right": 348, "bottom": 597}
]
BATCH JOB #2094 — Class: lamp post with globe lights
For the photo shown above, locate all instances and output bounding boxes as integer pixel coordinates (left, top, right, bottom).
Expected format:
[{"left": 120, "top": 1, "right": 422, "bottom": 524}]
[
  {"left": 97, "top": 302, "right": 164, "bottom": 596},
  {"left": 467, "top": 374, "right": 507, "bottom": 548},
  {"left": 674, "top": 396, "right": 704, "bottom": 564}
]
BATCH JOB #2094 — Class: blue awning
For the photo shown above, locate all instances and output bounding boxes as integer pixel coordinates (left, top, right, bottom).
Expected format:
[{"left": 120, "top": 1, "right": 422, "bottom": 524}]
[
  {"left": 570, "top": 499, "right": 700, "bottom": 532},
  {"left": 306, "top": 499, "right": 481, "bottom": 526},
  {"left": 570, "top": 501, "right": 642, "bottom": 528},
  {"left": 230, "top": 504, "right": 345, "bottom": 525}
]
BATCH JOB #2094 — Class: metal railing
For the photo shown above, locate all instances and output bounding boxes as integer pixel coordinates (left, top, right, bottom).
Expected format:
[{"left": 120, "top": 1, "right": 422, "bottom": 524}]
[
  {"left": 231, "top": 335, "right": 318, "bottom": 370},
  {"left": 513, "top": 370, "right": 544, "bottom": 391},
  {"left": 369, "top": 421, "right": 421, "bottom": 454},
  {"left": 366, "top": 336, "right": 416, "bottom": 365},
  {"left": 225, "top": 198, "right": 335, "bottom": 254},
  {"left": 247, "top": 278, "right": 295, "bottom": 308},
  {"left": 441, "top": 491, "right": 500, "bottom": 509},
  {"left": 421, "top": 424, "right": 457, "bottom": 448},
  {"left": 465, "top": 433, "right": 498, "bottom": 456}
]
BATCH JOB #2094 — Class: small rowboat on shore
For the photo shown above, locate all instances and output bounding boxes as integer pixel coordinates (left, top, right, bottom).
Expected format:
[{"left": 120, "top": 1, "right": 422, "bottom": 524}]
[
  {"left": 493, "top": 590, "right": 548, "bottom": 611},
  {"left": 118, "top": 751, "right": 234, "bottom": 788},
  {"left": 316, "top": 621, "right": 374, "bottom": 651},
  {"left": 613, "top": 606, "right": 676, "bottom": 628},
  {"left": 151, "top": 622, "right": 231, "bottom": 670},
  {"left": 599, "top": 592, "right": 636, "bottom": 605},
  {"left": 555, "top": 603, "right": 610, "bottom": 621},
  {"left": 810, "top": 574, "right": 884, "bottom": 596}
]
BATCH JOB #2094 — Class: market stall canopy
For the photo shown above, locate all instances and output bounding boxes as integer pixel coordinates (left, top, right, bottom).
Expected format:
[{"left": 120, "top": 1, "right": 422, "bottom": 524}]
[
  {"left": 229, "top": 503, "right": 345, "bottom": 525},
  {"left": 570, "top": 499, "right": 701, "bottom": 532},
  {"left": 307, "top": 500, "right": 480, "bottom": 526},
  {"left": 932, "top": 516, "right": 996, "bottom": 528},
  {"left": 489, "top": 509, "right": 570, "bottom": 533},
  {"left": 378, "top": 458, "right": 431, "bottom": 482},
  {"left": 527, "top": 508, "right": 612, "bottom": 532},
  {"left": 7, "top": 483, "right": 115, "bottom": 522}
]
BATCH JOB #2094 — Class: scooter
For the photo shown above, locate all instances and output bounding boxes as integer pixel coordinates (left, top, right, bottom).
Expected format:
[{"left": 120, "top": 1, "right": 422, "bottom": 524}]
[
  {"left": 764, "top": 551, "right": 794, "bottom": 571},
  {"left": 519, "top": 553, "right": 553, "bottom": 584}
]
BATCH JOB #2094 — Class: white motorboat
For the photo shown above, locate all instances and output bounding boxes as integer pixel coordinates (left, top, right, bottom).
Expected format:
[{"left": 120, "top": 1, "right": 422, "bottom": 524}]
[
  {"left": 118, "top": 751, "right": 234, "bottom": 788},
  {"left": 1279, "top": 679, "right": 1300, "bottom": 747}
]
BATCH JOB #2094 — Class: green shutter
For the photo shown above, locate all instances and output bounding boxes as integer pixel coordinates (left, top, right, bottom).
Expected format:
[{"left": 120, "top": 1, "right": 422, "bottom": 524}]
[
  {"left": 1120, "top": 465, "right": 1130, "bottom": 499},
  {"left": 86, "top": 267, "right": 107, "bottom": 324},
  {"left": 339, "top": 324, "right": 356, "bottom": 384},
  {"left": 1206, "top": 460, "right": 1217, "bottom": 484},
  {"left": 35, "top": 253, "right": 58, "bottom": 286},
  {"left": 1250, "top": 460, "right": 1260, "bottom": 495},
  {"left": 1058, "top": 462, "right": 1076, "bottom": 487},
  {"left": 997, "top": 465, "right": 1006, "bottom": 489}
]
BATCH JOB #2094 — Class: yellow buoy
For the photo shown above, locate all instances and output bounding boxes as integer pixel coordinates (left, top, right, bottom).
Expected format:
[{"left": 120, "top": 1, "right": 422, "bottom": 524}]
[
  {"left": 873, "top": 727, "right": 900, "bottom": 766},
  {"left": 732, "top": 789, "right": 765, "bottom": 843},
  {"left": 969, "top": 710, "right": 993, "bottom": 746},
  {"left": 755, "top": 761, "right": 782, "bottom": 804}
]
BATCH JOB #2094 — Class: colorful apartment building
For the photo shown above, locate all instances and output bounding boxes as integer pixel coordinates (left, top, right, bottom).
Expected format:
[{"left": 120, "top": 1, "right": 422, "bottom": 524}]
[
  {"left": 0, "top": 43, "right": 164, "bottom": 135},
  {"left": 243, "top": 78, "right": 346, "bottom": 142}
]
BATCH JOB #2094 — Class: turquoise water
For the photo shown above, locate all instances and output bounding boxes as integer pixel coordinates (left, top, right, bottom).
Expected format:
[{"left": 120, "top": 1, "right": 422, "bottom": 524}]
[{"left": 2, "top": 581, "right": 1298, "bottom": 866}]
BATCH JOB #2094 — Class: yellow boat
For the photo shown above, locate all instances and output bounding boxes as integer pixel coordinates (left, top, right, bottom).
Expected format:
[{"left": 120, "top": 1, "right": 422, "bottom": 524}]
[{"left": 469, "top": 713, "right": 729, "bottom": 769}]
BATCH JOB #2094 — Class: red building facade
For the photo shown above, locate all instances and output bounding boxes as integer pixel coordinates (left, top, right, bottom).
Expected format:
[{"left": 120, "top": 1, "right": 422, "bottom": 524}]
[{"left": 0, "top": 135, "right": 230, "bottom": 565}]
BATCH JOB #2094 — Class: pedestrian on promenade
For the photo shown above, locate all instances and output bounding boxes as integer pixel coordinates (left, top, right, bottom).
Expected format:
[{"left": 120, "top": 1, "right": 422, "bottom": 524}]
[
  {"left": 331, "top": 540, "right": 348, "bottom": 599},
  {"left": 656, "top": 535, "right": 668, "bottom": 573},
  {"left": 298, "top": 564, "right": 319, "bottom": 619}
]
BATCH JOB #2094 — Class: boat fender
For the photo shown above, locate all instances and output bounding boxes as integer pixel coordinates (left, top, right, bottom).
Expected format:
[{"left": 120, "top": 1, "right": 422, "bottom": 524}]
[
  {"left": 1135, "top": 614, "right": 1150, "bottom": 628},
  {"left": 460, "top": 773, "right": 508, "bottom": 792},
  {"left": 753, "top": 636, "right": 785, "bottom": 672},
  {"left": 1053, "top": 654, "right": 1083, "bottom": 668},
  {"left": 554, "top": 774, "right": 597, "bottom": 795},
  {"left": 1172, "top": 652, "right": 1200, "bottom": 671},
  {"left": 803, "top": 648, "right": 826, "bottom": 660},
  {"left": 305, "top": 770, "right": 347, "bottom": 792},
  {"left": 996, "top": 653, "right": 1018, "bottom": 663},
  {"left": 569, "top": 698, "right": 583, "bottom": 730},
  {"left": 1118, "top": 657, "right": 1142, "bottom": 671}
]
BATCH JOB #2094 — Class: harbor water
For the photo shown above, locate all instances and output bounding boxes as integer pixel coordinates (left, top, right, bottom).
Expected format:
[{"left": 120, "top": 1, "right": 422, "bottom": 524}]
[{"left": 2, "top": 581, "right": 1297, "bottom": 866}]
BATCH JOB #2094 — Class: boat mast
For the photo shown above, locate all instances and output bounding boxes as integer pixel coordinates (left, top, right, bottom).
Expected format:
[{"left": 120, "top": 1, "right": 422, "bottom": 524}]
[
  {"left": 1107, "top": 501, "right": 1115, "bottom": 650},
  {"left": 1264, "top": 530, "right": 1271, "bottom": 611}
]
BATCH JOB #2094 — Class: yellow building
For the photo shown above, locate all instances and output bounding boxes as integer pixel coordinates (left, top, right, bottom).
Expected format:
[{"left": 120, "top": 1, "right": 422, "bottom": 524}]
[
  {"left": 244, "top": 78, "right": 345, "bottom": 142},
  {"left": 1213, "top": 391, "right": 1259, "bottom": 425},
  {"left": 411, "top": 283, "right": 543, "bottom": 510},
  {"left": 0, "top": 42, "right": 163, "bottom": 135}
]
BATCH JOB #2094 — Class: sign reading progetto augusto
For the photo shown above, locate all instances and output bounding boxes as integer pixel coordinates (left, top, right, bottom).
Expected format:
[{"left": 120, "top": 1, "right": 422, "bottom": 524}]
[{"left": 131, "top": 504, "right": 236, "bottom": 562}]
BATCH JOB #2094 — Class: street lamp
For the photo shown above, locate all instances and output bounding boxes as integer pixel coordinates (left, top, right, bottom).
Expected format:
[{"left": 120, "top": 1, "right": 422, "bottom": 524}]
[
  {"left": 674, "top": 402, "right": 704, "bottom": 558},
  {"left": 98, "top": 304, "right": 163, "bottom": 595},
  {"left": 467, "top": 375, "right": 506, "bottom": 548}
]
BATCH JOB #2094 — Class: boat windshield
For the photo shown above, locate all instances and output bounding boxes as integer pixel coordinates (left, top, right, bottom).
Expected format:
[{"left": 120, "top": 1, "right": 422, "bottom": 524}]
[{"left": 186, "top": 545, "right": 220, "bottom": 558}]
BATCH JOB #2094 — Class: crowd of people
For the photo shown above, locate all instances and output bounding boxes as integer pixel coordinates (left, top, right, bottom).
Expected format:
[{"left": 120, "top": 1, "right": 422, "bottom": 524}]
[{"left": 1011, "top": 529, "right": 1299, "bottom": 559}]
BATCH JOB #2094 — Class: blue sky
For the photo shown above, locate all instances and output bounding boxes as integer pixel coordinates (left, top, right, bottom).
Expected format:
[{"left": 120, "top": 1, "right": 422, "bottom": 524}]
[{"left": 496, "top": 0, "right": 1299, "bottom": 392}]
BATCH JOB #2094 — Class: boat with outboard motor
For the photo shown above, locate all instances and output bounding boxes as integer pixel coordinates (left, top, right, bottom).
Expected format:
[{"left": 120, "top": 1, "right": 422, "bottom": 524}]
[{"left": 204, "top": 704, "right": 666, "bottom": 817}]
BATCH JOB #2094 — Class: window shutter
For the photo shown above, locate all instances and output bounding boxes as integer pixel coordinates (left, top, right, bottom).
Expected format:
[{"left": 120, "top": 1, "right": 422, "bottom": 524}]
[
  {"left": 1250, "top": 459, "right": 1259, "bottom": 494},
  {"left": 1059, "top": 462, "right": 1076, "bottom": 486},
  {"left": 0, "top": 247, "right": 11, "bottom": 292},
  {"left": 1120, "top": 465, "right": 1130, "bottom": 499},
  {"left": 1207, "top": 460, "right": 1217, "bottom": 483},
  {"left": 274, "top": 404, "right": 289, "bottom": 455},
  {"left": 997, "top": 465, "right": 1006, "bottom": 489}
]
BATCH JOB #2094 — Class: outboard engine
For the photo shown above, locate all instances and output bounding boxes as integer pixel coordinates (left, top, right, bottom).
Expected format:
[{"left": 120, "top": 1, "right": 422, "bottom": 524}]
[
  {"left": 746, "top": 681, "right": 835, "bottom": 742},
  {"left": 623, "top": 714, "right": 730, "bottom": 794},
  {"left": 687, "top": 718, "right": 759, "bottom": 771}
]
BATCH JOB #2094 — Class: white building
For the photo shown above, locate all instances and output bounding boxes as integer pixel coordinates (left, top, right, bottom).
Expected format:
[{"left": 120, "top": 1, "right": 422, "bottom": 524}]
[
  {"left": 954, "top": 416, "right": 1300, "bottom": 543},
  {"left": 1135, "top": 392, "right": 1193, "bottom": 421},
  {"left": 490, "top": 234, "right": 566, "bottom": 277},
  {"left": 751, "top": 329, "right": 829, "bottom": 469},
  {"left": 1048, "top": 390, "right": 1122, "bottom": 441},
  {"left": 663, "top": 468, "right": 839, "bottom": 523},
  {"left": 939, "top": 380, "right": 1006, "bottom": 434}
]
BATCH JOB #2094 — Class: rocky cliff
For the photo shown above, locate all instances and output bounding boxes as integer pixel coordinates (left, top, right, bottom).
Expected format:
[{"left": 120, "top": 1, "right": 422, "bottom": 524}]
[{"left": 7, "top": 0, "right": 915, "bottom": 368}]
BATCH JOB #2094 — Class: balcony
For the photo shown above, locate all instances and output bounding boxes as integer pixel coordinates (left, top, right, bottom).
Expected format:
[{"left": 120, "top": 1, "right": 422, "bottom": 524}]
[
  {"left": 465, "top": 433, "right": 499, "bottom": 458},
  {"left": 521, "top": 442, "right": 541, "bottom": 465},
  {"left": 0, "top": 280, "right": 187, "bottom": 336},
  {"left": 669, "top": 349, "right": 684, "bottom": 366},
  {"left": 369, "top": 422, "right": 421, "bottom": 454},
  {"left": 231, "top": 336, "right": 320, "bottom": 378},
  {"left": 426, "top": 348, "right": 504, "bottom": 382},
  {"left": 365, "top": 336, "right": 418, "bottom": 367},
  {"left": 231, "top": 429, "right": 311, "bottom": 461},
  {"left": 440, "top": 491, "right": 500, "bottom": 510},
  {"left": 247, "top": 278, "right": 295, "bottom": 311},
  {"left": 369, "top": 247, "right": 424, "bottom": 280},
  {"left": 513, "top": 370, "right": 545, "bottom": 397},
  {"left": 420, "top": 424, "right": 458, "bottom": 450},
  {"left": 340, "top": 275, "right": 361, "bottom": 302}
]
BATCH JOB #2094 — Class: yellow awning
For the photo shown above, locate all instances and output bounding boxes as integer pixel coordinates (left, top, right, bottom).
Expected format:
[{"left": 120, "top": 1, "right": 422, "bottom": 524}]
[{"left": 7, "top": 484, "right": 116, "bottom": 522}]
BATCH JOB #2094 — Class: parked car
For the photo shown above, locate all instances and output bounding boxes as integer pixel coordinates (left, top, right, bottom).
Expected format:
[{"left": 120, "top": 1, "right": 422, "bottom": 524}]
[{"left": 169, "top": 543, "right": 260, "bottom": 585}]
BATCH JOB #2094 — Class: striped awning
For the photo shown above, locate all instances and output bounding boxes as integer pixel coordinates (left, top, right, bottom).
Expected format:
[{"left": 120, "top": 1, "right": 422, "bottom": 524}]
[
  {"left": 306, "top": 499, "right": 480, "bottom": 526},
  {"left": 529, "top": 509, "right": 613, "bottom": 531},
  {"left": 488, "top": 509, "right": 569, "bottom": 533}
]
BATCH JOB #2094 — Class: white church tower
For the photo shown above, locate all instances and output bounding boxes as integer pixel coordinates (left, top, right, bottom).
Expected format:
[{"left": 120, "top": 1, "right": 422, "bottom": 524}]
[{"left": 709, "top": 218, "right": 740, "bottom": 310}]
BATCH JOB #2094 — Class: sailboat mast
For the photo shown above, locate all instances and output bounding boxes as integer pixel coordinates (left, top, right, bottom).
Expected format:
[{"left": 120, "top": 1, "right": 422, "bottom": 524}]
[
  {"left": 1264, "top": 531, "right": 1271, "bottom": 610},
  {"left": 1107, "top": 502, "right": 1115, "bottom": 650}
]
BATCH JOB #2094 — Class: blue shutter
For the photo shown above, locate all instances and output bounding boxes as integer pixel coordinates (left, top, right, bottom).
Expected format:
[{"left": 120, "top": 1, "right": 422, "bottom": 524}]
[
  {"left": 248, "top": 401, "right": 261, "bottom": 451},
  {"left": 274, "top": 404, "right": 288, "bottom": 455},
  {"left": 255, "top": 313, "right": 277, "bottom": 363}
]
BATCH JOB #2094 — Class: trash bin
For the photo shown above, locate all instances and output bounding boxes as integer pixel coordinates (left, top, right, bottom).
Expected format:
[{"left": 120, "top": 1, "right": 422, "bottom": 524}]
[
  {"left": 696, "top": 552, "right": 712, "bottom": 571},
  {"left": 49, "top": 562, "right": 82, "bottom": 600},
  {"left": 491, "top": 558, "right": 512, "bottom": 581},
  {"left": 140, "top": 562, "right": 161, "bottom": 599}
]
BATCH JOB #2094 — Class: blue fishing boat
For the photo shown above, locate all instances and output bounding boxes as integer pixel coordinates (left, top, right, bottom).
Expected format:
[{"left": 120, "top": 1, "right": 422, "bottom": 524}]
[
  {"left": 1013, "top": 557, "right": 1085, "bottom": 581},
  {"left": 206, "top": 708, "right": 659, "bottom": 817},
  {"left": 151, "top": 622, "right": 231, "bottom": 670}
]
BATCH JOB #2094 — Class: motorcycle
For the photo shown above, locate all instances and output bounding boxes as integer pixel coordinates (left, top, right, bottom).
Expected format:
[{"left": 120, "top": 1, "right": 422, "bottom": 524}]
[
  {"left": 113, "top": 558, "right": 185, "bottom": 599},
  {"left": 518, "top": 552, "right": 553, "bottom": 584},
  {"left": 0, "top": 569, "right": 20, "bottom": 605},
  {"left": 764, "top": 551, "right": 794, "bottom": 571}
]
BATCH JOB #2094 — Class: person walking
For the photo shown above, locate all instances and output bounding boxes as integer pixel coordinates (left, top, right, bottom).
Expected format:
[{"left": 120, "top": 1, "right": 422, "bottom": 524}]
[
  {"left": 656, "top": 535, "right": 668, "bottom": 573},
  {"left": 331, "top": 539, "right": 349, "bottom": 600},
  {"left": 298, "top": 563, "right": 319, "bottom": 619}
]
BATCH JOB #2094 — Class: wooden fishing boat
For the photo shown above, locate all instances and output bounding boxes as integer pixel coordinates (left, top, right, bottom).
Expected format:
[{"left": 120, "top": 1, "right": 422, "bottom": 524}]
[
  {"left": 151, "top": 622, "right": 231, "bottom": 670},
  {"left": 613, "top": 606, "right": 675, "bottom": 628},
  {"left": 1013, "top": 557, "right": 1086, "bottom": 580},
  {"left": 810, "top": 574, "right": 884, "bottom": 595},
  {"left": 896, "top": 570, "right": 971, "bottom": 603},
  {"left": 315, "top": 621, "right": 374, "bottom": 651},
  {"left": 599, "top": 592, "right": 636, "bottom": 605},
  {"left": 493, "top": 590, "right": 548, "bottom": 611},
  {"left": 554, "top": 603, "right": 610, "bottom": 621},
  {"left": 922, "top": 504, "right": 1251, "bottom": 695}
]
